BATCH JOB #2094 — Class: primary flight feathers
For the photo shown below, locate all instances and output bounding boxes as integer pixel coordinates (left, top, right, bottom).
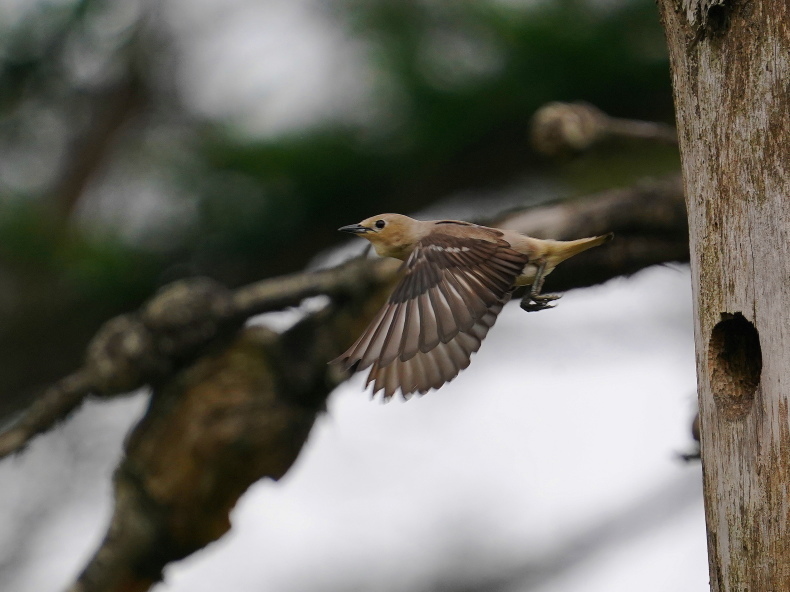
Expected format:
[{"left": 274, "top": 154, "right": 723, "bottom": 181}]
[{"left": 333, "top": 213, "right": 612, "bottom": 399}]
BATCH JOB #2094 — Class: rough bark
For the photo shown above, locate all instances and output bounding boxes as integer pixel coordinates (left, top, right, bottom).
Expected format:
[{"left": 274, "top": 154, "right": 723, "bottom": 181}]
[{"left": 656, "top": 0, "right": 790, "bottom": 589}]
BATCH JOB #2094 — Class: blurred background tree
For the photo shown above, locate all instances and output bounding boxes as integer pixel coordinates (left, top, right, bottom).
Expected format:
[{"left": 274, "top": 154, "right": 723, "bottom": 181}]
[{"left": 0, "top": 0, "right": 678, "bottom": 419}]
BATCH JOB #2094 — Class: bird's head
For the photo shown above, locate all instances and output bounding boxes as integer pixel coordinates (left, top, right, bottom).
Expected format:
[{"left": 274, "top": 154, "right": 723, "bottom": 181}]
[{"left": 339, "top": 213, "right": 424, "bottom": 259}]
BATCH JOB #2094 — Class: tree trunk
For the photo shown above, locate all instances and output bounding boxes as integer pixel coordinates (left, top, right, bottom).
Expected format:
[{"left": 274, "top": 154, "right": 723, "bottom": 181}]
[{"left": 656, "top": 1, "right": 790, "bottom": 589}]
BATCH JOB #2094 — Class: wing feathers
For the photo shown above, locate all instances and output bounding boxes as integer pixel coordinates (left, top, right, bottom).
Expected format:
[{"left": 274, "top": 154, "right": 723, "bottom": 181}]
[
  {"left": 363, "top": 296, "right": 508, "bottom": 398},
  {"left": 339, "top": 304, "right": 389, "bottom": 371},
  {"left": 378, "top": 301, "right": 408, "bottom": 367},
  {"left": 439, "top": 273, "right": 475, "bottom": 332},
  {"left": 358, "top": 304, "right": 398, "bottom": 370},
  {"left": 447, "top": 272, "right": 493, "bottom": 314},
  {"left": 418, "top": 292, "right": 441, "bottom": 352},
  {"left": 428, "top": 286, "right": 456, "bottom": 343},
  {"left": 400, "top": 298, "right": 421, "bottom": 361},
  {"left": 333, "top": 230, "right": 529, "bottom": 398}
]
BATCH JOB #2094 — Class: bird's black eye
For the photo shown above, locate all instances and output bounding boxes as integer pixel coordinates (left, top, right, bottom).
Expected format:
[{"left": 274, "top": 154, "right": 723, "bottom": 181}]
[{"left": 375, "top": 219, "right": 386, "bottom": 229}]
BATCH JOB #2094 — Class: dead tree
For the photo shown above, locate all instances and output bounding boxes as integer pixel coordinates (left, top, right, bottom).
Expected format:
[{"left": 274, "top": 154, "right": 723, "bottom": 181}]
[{"left": 657, "top": 1, "right": 790, "bottom": 589}]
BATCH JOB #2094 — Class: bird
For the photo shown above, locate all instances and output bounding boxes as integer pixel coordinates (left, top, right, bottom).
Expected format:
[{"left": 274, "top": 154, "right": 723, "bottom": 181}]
[{"left": 333, "top": 213, "right": 613, "bottom": 399}]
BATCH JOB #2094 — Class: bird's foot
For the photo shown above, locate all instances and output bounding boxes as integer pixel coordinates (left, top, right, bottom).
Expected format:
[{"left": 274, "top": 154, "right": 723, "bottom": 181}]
[{"left": 520, "top": 293, "right": 561, "bottom": 312}]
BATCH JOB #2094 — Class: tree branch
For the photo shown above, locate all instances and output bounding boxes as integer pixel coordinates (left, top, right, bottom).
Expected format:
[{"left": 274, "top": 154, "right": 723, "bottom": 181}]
[
  {"left": 531, "top": 102, "right": 678, "bottom": 157},
  {"left": 0, "top": 176, "right": 687, "bottom": 461},
  {"left": 497, "top": 175, "right": 687, "bottom": 290},
  {"left": 0, "top": 257, "right": 394, "bottom": 459},
  {"left": 0, "top": 174, "right": 689, "bottom": 591},
  {"left": 52, "top": 72, "right": 147, "bottom": 219}
]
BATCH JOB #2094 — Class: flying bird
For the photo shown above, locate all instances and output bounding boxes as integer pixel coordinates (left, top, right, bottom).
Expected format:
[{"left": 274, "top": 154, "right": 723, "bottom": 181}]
[{"left": 334, "top": 213, "right": 612, "bottom": 399}]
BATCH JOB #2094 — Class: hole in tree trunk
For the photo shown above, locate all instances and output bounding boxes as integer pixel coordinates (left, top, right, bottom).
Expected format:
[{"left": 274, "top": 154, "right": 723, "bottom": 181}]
[{"left": 708, "top": 313, "right": 762, "bottom": 419}]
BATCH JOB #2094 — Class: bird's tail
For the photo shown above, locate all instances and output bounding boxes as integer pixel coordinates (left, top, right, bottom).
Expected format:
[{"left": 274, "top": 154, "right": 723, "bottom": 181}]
[{"left": 545, "top": 232, "right": 614, "bottom": 266}]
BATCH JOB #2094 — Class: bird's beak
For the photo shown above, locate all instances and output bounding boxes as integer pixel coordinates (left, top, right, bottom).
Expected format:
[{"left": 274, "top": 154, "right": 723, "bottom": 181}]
[{"left": 338, "top": 224, "right": 370, "bottom": 234}]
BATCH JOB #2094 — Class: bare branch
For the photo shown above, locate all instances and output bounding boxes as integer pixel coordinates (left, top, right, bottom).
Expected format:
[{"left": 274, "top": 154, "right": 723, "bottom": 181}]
[
  {"left": 0, "top": 371, "right": 92, "bottom": 456},
  {"left": 496, "top": 175, "right": 687, "bottom": 290},
  {"left": 68, "top": 326, "right": 321, "bottom": 592},
  {"left": 232, "top": 256, "right": 397, "bottom": 317},
  {"left": 531, "top": 102, "right": 677, "bottom": 157},
  {"left": 68, "top": 298, "right": 392, "bottom": 592},
  {"left": 0, "top": 174, "right": 686, "bottom": 591},
  {"left": 53, "top": 73, "right": 147, "bottom": 219},
  {"left": 0, "top": 257, "right": 396, "bottom": 459},
  {"left": 0, "top": 175, "right": 688, "bottom": 463},
  {"left": 0, "top": 177, "right": 687, "bottom": 461},
  {"left": 679, "top": 412, "right": 701, "bottom": 462}
]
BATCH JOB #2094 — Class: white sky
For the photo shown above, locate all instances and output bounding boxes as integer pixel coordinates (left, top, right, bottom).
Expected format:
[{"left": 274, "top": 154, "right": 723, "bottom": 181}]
[
  {"left": 0, "top": 265, "right": 709, "bottom": 592},
  {"left": 164, "top": 0, "right": 380, "bottom": 138}
]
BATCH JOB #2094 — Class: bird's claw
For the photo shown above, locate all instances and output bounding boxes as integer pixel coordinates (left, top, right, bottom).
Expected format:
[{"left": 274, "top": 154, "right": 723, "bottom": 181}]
[
  {"left": 520, "top": 300, "right": 555, "bottom": 312},
  {"left": 520, "top": 293, "right": 562, "bottom": 312}
]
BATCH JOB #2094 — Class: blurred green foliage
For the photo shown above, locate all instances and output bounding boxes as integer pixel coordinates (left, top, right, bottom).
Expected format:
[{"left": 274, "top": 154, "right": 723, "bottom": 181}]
[
  {"left": 190, "top": 0, "right": 674, "bottom": 279},
  {"left": 0, "top": 0, "right": 677, "bottom": 413}
]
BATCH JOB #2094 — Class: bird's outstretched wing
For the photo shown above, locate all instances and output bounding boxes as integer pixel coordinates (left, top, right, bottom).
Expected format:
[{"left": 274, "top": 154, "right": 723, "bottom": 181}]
[{"left": 334, "top": 232, "right": 530, "bottom": 398}]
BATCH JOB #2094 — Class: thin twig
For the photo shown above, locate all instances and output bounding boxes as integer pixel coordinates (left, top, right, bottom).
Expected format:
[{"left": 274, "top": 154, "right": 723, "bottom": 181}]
[
  {"left": 232, "top": 257, "right": 397, "bottom": 317},
  {"left": 0, "top": 371, "right": 93, "bottom": 457},
  {"left": 531, "top": 102, "right": 678, "bottom": 157}
]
